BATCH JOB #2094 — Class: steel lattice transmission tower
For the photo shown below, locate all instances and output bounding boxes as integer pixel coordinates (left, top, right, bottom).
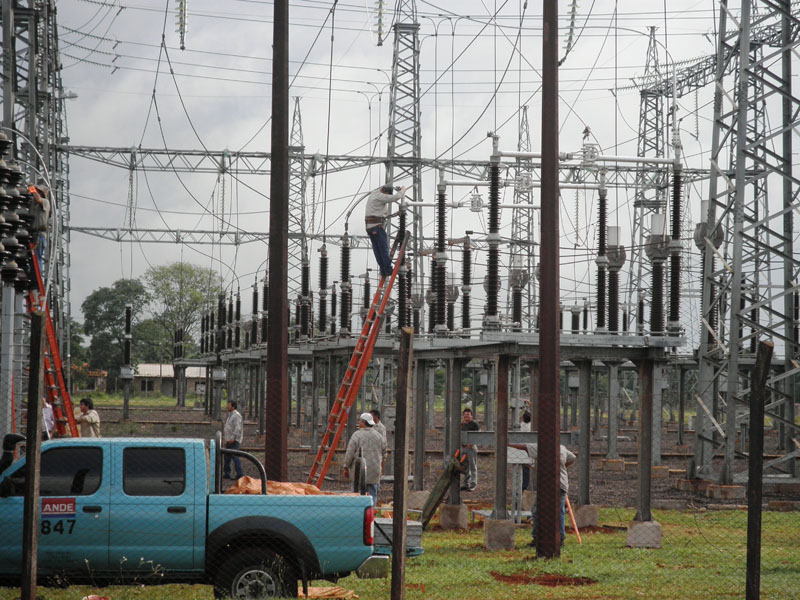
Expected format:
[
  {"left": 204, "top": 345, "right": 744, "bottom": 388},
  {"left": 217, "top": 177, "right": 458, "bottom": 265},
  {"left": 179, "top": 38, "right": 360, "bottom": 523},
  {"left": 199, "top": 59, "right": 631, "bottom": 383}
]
[
  {"left": 1, "top": 0, "right": 72, "bottom": 402},
  {"left": 386, "top": 0, "right": 421, "bottom": 330},
  {"left": 508, "top": 105, "right": 535, "bottom": 331},
  {"left": 625, "top": 27, "right": 667, "bottom": 334},
  {"left": 695, "top": 0, "right": 800, "bottom": 484},
  {"left": 288, "top": 97, "right": 310, "bottom": 335}
]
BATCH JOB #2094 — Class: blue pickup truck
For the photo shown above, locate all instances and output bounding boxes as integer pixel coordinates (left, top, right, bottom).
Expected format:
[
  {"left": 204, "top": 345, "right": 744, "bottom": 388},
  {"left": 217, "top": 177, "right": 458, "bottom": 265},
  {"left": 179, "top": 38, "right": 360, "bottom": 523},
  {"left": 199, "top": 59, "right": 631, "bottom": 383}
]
[{"left": 0, "top": 433, "right": 377, "bottom": 598}]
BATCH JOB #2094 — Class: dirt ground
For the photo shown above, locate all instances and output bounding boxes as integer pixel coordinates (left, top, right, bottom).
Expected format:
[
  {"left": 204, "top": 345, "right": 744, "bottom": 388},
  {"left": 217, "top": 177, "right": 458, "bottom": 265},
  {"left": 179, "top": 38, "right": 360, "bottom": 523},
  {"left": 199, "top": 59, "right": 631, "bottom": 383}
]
[{"left": 94, "top": 403, "right": 799, "bottom": 510}]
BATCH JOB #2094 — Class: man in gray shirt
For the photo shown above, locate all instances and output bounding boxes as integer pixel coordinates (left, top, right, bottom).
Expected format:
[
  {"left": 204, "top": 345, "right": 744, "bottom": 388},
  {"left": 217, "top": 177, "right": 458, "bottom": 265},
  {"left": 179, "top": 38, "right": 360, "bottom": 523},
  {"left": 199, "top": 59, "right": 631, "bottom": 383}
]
[
  {"left": 344, "top": 412, "right": 386, "bottom": 506},
  {"left": 364, "top": 184, "right": 405, "bottom": 277},
  {"left": 223, "top": 400, "right": 244, "bottom": 480}
]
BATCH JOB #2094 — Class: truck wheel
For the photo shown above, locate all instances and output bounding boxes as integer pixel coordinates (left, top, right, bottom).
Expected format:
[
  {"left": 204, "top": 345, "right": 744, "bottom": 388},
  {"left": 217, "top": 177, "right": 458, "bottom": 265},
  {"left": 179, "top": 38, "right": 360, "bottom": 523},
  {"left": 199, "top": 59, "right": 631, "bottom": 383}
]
[{"left": 214, "top": 548, "right": 298, "bottom": 599}]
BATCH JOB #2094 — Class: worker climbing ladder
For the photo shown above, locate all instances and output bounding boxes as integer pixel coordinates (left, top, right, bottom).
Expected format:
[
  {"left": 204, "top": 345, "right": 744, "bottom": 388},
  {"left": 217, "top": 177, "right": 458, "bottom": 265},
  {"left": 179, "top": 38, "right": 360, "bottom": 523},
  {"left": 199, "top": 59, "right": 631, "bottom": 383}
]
[
  {"left": 307, "top": 232, "right": 409, "bottom": 488},
  {"left": 27, "top": 245, "right": 78, "bottom": 437}
]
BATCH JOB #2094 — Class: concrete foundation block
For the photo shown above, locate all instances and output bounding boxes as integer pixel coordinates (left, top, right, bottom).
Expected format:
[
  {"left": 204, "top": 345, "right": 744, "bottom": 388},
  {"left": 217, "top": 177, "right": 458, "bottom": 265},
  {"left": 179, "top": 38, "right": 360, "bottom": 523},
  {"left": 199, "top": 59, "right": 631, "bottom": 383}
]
[
  {"left": 626, "top": 520, "right": 662, "bottom": 549},
  {"left": 652, "top": 466, "right": 670, "bottom": 479},
  {"left": 706, "top": 484, "right": 745, "bottom": 500},
  {"left": 652, "top": 499, "right": 687, "bottom": 510},
  {"left": 767, "top": 500, "right": 800, "bottom": 512},
  {"left": 674, "top": 478, "right": 710, "bottom": 493},
  {"left": 439, "top": 503, "right": 469, "bottom": 530},
  {"left": 521, "top": 490, "right": 535, "bottom": 512},
  {"left": 604, "top": 459, "right": 625, "bottom": 471},
  {"left": 625, "top": 461, "right": 639, "bottom": 472},
  {"left": 483, "top": 518, "right": 516, "bottom": 550},
  {"left": 668, "top": 469, "right": 687, "bottom": 478},
  {"left": 775, "top": 482, "right": 800, "bottom": 495},
  {"left": 572, "top": 504, "right": 599, "bottom": 529},
  {"left": 406, "top": 490, "right": 429, "bottom": 511}
]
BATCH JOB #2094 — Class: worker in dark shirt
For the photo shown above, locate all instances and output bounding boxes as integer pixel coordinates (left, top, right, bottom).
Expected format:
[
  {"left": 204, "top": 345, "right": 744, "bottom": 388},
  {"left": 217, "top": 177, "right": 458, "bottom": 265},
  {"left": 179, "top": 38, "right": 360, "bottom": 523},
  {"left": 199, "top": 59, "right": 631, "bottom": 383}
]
[{"left": 460, "top": 408, "right": 480, "bottom": 491}]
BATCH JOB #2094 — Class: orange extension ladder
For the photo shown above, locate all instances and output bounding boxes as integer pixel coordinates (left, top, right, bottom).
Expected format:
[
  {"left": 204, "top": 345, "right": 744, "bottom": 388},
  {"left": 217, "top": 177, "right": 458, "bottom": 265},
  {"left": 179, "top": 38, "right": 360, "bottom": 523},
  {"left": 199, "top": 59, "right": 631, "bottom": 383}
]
[
  {"left": 306, "top": 232, "right": 409, "bottom": 488},
  {"left": 27, "top": 245, "right": 78, "bottom": 437}
]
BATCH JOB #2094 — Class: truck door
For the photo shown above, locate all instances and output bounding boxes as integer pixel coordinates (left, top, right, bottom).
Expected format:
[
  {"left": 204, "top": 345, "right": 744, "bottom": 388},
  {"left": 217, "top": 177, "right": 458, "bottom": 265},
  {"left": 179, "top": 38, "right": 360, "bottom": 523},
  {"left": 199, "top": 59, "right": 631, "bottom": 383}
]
[
  {"left": 109, "top": 443, "right": 195, "bottom": 572},
  {"left": 0, "top": 443, "right": 109, "bottom": 576}
]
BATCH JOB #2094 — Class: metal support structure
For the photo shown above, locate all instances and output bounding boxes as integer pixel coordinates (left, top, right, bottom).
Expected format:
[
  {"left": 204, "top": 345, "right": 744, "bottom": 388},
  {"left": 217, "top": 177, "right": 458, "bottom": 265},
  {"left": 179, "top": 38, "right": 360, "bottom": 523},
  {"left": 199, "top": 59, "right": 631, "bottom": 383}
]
[
  {"left": 445, "top": 357, "right": 464, "bottom": 505},
  {"left": 577, "top": 360, "right": 592, "bottom": 506}
]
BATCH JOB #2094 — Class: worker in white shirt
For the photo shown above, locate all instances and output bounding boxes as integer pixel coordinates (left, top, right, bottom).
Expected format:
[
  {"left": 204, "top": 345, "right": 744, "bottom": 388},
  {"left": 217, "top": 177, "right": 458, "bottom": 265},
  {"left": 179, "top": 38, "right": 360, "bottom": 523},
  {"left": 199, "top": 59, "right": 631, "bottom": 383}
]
[{"left": 364, "top": 184, "right": 405, "bottom": 277}]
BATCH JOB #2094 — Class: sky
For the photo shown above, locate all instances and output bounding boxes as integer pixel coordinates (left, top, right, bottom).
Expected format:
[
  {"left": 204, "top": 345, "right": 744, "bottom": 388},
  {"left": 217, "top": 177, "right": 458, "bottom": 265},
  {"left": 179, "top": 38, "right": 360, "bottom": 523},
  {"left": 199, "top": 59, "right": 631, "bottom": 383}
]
[{"left": 56, "top": 0, "right": 741, "bottom": 345}]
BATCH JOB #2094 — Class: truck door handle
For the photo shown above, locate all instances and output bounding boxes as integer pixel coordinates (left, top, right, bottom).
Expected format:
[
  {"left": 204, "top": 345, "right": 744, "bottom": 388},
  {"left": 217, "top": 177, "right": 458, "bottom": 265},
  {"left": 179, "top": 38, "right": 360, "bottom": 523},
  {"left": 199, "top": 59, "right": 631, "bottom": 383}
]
[
  {"left": 167, "top": 506, "right": 187, "bottom": 513},
  {"left": 83, "top": 506, "right": 102, "bottom": 513}
]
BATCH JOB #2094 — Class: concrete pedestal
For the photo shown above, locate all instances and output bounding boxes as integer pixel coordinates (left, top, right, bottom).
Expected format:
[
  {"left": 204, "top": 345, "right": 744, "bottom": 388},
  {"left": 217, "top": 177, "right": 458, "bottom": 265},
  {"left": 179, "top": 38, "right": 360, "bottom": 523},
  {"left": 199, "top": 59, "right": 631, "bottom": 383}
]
[
  {"left": 626, "top": 520, "right": 662, "bottom": 549},
  {"left": 572, "top": 504, "right": 599, "bottom": 529},
  {"left": 604, "top": 459, "right": 625, "bottom": 471},
  {"left": 652, "top": 466, "right": 670, "bottom": 479},
  {"left": 439, "top": 503, "right": 469, "bottom": 530},
  {"left": 706, "top": 484, "right": 745, "bottom": 500},
  {"left": 483, "top": 519, "right": 516, "bottom": 550}
]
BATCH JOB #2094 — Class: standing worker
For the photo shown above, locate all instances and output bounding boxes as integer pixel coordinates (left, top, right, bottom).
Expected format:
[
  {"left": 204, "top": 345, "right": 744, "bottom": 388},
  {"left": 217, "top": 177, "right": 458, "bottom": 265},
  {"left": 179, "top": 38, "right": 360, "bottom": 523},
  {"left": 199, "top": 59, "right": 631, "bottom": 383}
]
[
  {"left": 75, "top": 397, "right": 101, "bottom": 438},
  {"left": 460, "top": 408, "right": 480, "bottom": 491},
  {"left": 223, "top": 400, "right": 245, "bottom": 480},
  {"left": 365, "top": 184, "right": 405, "bottom": 277},
  {"left": 509, "top": 441, "right": 576, "bottom": 547},
  {"left": 343, "top": 412, "right": 386, "bottom": 506}
]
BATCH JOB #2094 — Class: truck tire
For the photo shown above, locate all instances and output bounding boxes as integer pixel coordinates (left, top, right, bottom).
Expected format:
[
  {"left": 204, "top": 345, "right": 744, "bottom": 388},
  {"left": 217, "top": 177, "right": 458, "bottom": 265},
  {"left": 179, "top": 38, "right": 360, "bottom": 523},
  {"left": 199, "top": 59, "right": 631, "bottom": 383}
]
[{"left": 213, "top": 548, "right": 298, "bottom": 599}]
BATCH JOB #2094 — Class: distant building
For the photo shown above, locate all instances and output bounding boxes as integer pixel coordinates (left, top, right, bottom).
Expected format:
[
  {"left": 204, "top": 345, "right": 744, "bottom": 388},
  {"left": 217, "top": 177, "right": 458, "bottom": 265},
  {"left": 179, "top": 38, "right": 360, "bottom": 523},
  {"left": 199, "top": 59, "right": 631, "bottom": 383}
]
[
  {"left": 79, "top": 370, "right": 108, "bottom": 394},
  {"left": 134, "top": 363, "right": 206, "bottom": 397}
]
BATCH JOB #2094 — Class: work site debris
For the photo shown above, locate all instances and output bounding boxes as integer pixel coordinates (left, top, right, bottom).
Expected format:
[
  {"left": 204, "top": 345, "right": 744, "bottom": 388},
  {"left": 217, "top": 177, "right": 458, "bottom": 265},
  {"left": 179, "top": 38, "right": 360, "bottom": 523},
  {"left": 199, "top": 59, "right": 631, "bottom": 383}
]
[
  {"left": 299, "top": 586, "right": 359, "bottom": 598},
  {"left": 225, "top": 475, "right": 357, "bottom": 495}
]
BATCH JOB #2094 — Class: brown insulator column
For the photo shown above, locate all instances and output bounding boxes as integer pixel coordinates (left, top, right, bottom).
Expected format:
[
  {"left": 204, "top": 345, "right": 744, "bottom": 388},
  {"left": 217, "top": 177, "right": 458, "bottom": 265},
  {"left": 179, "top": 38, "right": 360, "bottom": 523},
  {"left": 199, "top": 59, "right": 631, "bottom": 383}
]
[
  {"left": 668, "top": 167, "right": 682, "bottom": 335},
  {"left": 330, "top": 281, "right": 337, "bottom": 336},
  {"left": 340, "top": 234, "right": 351, "bottom": 336},
  {"left": 607, "top": 226, "right": 626, "bottom": 333},
  {"left": 227, "top": 293, "right": 234, "bottom": 349},
  {"left": 251, "top": 281, "right": 259, "bottom": 347},
  {"left": 646, "top": 213, "right": 669, "bottom": 336},
  {"left": 300, "top": 251, "right": 310, "bottom": 339},
  {"left": 318, "top": 246, "right": 328, "bottom": 334},
  {"left": 435, "top": 176, "right": 447, "bottom": 334},
  {"left": 234, "top": 290, "right": 241, "bottom": 348},
  {"left": 261, "top": 276, "right": 268, "bottom": 343},
  {"left": 510, "top": 255, "right": 529, "bottom": 332},
  {"left": 462, "top": 234, "right": 472, "bottom": 332},
  {"left": 427, "top": 258, "right": 436, "bottom": 333},
  {"left": 595, "top": 182, "right": 608, "bottom": 331},
  {"left": 486, "top": 146, "right": 501, "bottom": 330}
]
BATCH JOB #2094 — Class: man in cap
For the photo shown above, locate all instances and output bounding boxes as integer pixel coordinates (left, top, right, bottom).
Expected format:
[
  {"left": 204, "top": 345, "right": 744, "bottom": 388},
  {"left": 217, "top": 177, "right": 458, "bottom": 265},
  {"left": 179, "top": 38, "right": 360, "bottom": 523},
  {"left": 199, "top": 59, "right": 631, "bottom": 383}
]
[
  {"left": 344, "top": 412, "right": 387, "bottom": 506},
  {"left": 364, "top": 183, "right": 405, "bottom": 277}
]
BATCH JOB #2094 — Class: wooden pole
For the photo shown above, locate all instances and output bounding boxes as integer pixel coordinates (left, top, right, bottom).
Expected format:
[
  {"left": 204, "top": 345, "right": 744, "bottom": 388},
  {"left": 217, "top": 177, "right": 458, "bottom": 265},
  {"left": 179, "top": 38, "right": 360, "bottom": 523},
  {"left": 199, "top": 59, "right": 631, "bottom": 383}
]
[
  {"left": 746, "top": 340, "right": 774, "bottom": 600},
  {"left": 21, "top": 312, "right": 45, "bottom": 600},
  {"left": 391, "top": 327, "right": 414, "bottom": 600}
]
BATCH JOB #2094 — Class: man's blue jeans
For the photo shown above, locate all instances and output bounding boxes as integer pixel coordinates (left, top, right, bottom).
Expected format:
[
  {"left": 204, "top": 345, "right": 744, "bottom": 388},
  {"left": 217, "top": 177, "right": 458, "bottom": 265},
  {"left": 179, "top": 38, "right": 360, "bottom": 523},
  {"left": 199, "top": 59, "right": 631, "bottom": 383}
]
[
  {"left": 531, "top": 490, "right": 566, "bottom": 545},
  {"left": 367, "top": 225, "right": 393, "bottom": 277},
  {"left": 224, "top": 440, "right": 244, "bottom": 479},
  {"left": 366, "top": 483, "right": 379, "bottom": 507}
]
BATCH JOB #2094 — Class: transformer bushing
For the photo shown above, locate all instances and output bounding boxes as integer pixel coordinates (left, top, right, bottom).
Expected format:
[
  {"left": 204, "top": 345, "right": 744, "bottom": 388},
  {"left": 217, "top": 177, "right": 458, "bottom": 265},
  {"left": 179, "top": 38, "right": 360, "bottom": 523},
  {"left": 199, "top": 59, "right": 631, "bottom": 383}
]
[
  {"left": 485, "top": 158, "right": 501, "bottom": 330},
  {"left": 226, "top": 294, "right": 233, "bottom": 349},
  {"left": 510, "top": 258, "right": 529, "bottom": 332},
  {"left": 330, "top": 283, "right": 337, "bottom": 336},
  {"left": 645, "top": 214, "right": 670, "bottom": 336},
  {"left": 318, "top": 245, "right": 328, "bottom": 334},
  {"left": 340, "top": 234, "right": 351, "bottom": 335},
  {"left": 426, "top": 284, "right": 435, "bottom": 334},
  {"left": 234, "top": 291, "right": 241, "bottom": 348},
  {"left": 435, "top": 180, "right": 448, "bottom": 335},
  {"left": 251, "top": 282, "right": 259, "bottom": 347},
  {"left": 361, "top": 273, "right": 371, "bottom": 324},
  {"left": 200, "top": 312, "right": 206, "bottom": 354},
  {"left": 462, "top": 235, "right": 472, "bottom": 332},
  {"left": 446, "top": 284, "right": 459, "bottom": 331},
  {"left": 261, "top": 277, "right": 268, "bottom": 343},
  {"left": 582, "top": 299, "right": 589, "bottom": 331},
  {"left": 300, "top": 252, "right": 310, "bottom": 340},
  {"left": 570, "top": 304, "right": 581, "bottom": 334},
  {"left": 209, "top": 312, "right": 215, "bottom": 354},
  {"left": 595, "top": 184, "right": 608, "bottom": 331},
  {"left": 607, "top": 226, "right": 626, "bottom": 334},
  {"left": 410, "top": 286, "right": 424, "bottom": 334},
  {"left": 668, "top": 168, "right": 683, "bottom": 335},
  {"left": 217, "top": 294, "right": 225, "bottom": 356}
]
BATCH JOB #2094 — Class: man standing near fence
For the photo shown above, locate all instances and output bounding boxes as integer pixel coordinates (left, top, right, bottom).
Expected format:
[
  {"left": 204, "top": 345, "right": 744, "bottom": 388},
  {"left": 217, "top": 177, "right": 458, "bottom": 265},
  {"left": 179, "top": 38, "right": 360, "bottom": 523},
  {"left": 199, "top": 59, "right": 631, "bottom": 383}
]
[
  {"left": 343, "top": 412, "right": 386, "bottom": 506},
  {"left": 223, "top": 400, "right": 245, "bottom": 480}
]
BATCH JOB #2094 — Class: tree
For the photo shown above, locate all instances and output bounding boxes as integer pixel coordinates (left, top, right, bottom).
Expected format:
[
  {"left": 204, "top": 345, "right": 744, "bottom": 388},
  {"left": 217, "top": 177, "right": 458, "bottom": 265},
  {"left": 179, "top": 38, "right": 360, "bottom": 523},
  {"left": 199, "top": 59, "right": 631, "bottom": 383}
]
[
  {"left": 81, "top": 279, "right": 150, "bottom": 374},
  {"left": 143, "top": 262, "right": 222, "bottom": 359},
  {"left": 132, "top": 318, "right": 169, "bottom": 364}
]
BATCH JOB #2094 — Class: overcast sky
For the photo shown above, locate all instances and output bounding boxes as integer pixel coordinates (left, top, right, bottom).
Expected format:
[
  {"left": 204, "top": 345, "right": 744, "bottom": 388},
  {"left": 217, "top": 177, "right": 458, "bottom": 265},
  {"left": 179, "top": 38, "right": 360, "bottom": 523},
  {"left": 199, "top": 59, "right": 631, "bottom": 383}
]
[{"left": 58, "top": 0, "right": 739, "bottom": 343}]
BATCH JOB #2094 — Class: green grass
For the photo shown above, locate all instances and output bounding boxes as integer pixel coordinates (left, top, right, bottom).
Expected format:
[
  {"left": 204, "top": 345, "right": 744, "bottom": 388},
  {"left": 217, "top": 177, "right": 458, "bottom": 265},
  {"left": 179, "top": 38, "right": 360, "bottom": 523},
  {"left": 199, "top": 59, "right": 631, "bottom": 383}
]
[
  {"left": 83, "top": 392, "right": 200, "bottom": 409},
  {"left": 2, "top": 508, "right": 798, "bottom": 599}
]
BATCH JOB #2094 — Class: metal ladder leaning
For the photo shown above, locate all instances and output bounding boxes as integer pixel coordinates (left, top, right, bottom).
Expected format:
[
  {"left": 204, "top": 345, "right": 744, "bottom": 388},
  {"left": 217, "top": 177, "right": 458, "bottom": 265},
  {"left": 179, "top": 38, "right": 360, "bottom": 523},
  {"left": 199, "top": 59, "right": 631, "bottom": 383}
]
[
  {"left": 306, "top": 232, "right": 409, "bottom": 488},
  {"left": 27, "top": 245, "right": 78, "bottom": 437}
]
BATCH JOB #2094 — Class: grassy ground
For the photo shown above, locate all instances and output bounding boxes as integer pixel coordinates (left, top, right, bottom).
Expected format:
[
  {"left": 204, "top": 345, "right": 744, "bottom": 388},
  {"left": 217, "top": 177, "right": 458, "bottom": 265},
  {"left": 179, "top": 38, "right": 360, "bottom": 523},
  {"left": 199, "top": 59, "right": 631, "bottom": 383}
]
[{"left": 3, "top": 507, "right": 798, "bottom": 600}]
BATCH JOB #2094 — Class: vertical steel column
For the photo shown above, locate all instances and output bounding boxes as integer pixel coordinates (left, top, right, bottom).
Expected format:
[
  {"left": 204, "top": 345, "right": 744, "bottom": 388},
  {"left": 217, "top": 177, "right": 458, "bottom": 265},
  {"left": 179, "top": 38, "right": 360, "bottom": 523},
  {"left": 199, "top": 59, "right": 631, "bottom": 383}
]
[
  {"left": 578, "top": 360, "right": 591, "bottom": 506},
  {"left": 493, "top": 355, "right": 509, "bottom": 520},
  {"left": 265, "top": 0, "right": 289, "bottom": 482},
  {"left": 446, "top": 358, "right": 464, "bottom": 505},
  {"left": 635, "top": 359, "right": 654, "bottom": 522},
  {"left": 413, "top": 359, "right": 427, "bottom": 491},
  {"left": 536, "top": 0, "right": 561, "bottom": 559},
  {"left": 605, "top": 361, "right": 620, "bottom": 459}
]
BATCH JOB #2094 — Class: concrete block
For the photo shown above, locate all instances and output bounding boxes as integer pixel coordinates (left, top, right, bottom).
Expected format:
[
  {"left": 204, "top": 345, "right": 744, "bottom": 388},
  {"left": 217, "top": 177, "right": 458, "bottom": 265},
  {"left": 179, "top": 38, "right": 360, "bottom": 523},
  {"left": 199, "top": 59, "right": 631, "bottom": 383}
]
[
  {"left": 674, "top": 478, "right": 710, "bottom": 493},
  {"left": 706, "top": 484, "right": 745, "bottom": 500},
  {"left": 775, "top": 482, "right": 800, "bottom": 495},
  {"left": 572, "top": 504, "right": 599, "bottom": 529},
  {"left": 483, "top": 518, "right": 516, "bottom": 550},
  {"left": 626, "top": 520, "right": 662, "bottom": 549},
  {"left": 625, "top": 461, "right": 638, "bottom": 472},
  {"left": 668, "top": 469, "right": 687, "bottom": 478},
  {"left": 521, "top": 490, "right": 535, "bottom": 512},
  {"left": 767, "top": 500, "right": 800, "bottom": 512},
  {"left": 604, "top": 459, "right": 625, "bottom": 471},
  {"left": 652, "top": 466, "right": 670, "bottom": 479},
  {"left": 406, "top": 490, "right": 429, "bottom": 511},
  {"left": 652, "top": 499, "right": 687, "bottom": 510},
  {"left": 439, "top": 503, "right": 469, "bottom": 530}
]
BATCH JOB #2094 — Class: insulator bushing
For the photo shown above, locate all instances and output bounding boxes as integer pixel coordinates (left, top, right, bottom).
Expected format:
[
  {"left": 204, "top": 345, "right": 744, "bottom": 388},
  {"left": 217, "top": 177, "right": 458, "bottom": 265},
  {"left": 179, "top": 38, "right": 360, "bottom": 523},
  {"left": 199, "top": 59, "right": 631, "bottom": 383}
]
[
  {"left": 462, "top": 241, "right": 471, "bottom": 331},
  {"left": 512, "top": 289, "right": 522, "bottom": 331},
  {"left": 363, "top": 278, "right": 371, "bottom": 309},
  {"left": 295, "top": 300, "right": 301, "bottom": 341},
  {"left": 669, "top": 170, "right": 682, "bottom": 329},
  {"left": 413, "top": 309, "right": 420, "bottom": 333},
  {"left": 235, "top": 292, "right": 241, "bottom": 348},
  {"left": 637, "top": 296, "right": 645, "bottom": 333},
  {"left": 227, "top": 294, "right": 233, "bottom": 349},
  {"left": 650, "top": 262, "right": 664, "bottom": 335},
  {"left": 487, "top": 163, "right": 500, "bottom": 318},
  {"left": 340, "top": 234, "right": 351, "bottom": 334},
  {"left": 608, "top": 270, "right": 619, "bottom": 332},
  {"left": 571, "top": 306, "right": 580, "bottom": 334},
  {"left": 319, "top": 249, "right": 328, "bottom": 332},
  {"left": 217, "top": 295, "right": 225, "bottom": 354},
  {"left": 331, "top": 285, "right": 337, "bottom": 318}
]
